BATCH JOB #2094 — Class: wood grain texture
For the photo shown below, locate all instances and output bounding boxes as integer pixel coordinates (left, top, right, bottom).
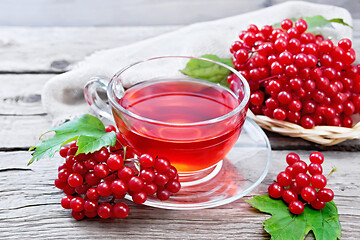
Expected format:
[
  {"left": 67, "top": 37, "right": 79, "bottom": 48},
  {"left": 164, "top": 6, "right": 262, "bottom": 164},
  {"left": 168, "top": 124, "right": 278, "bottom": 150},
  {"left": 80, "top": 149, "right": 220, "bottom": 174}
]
[
  {"left": 0, "top": 150, "right": 358, "bottom": 239},
  {"left": 0, "top": 74, "right": 54, "bottom": 115},
  {"left": 0, "top": 74, "right": 359, "bottom": 150},
  {"left": 0, "top": 26, "right": 180, "bottom": 72},
  {"left": 273, "top": 0, "right": 360, "bottom": 18},
  {"left": 0, "top": 0, "right": 268, "bottom": 27},
  {"left": 0, "top": 20, "right": 359, "bottom": 73},
  {"left": 0, "top": 12, "right": 360, "bottom": 239}
]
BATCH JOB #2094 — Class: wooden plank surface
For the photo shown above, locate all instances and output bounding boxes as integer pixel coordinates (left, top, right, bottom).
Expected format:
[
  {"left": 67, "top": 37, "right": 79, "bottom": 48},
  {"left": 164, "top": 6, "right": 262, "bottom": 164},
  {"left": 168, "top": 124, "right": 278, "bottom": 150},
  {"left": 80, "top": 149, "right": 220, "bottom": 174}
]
[
  {"left": 0, "top": 20, "right": 359, "bottom": 73},
  {"left": 0, "top": 0, "right": 359, "bottom": 27},
  {"left": 0, "top": 26, "right": 180, "bottom": 72},
  {"left": 0, "top": 8, "right": 360, "bottom": 240},
  {"left": 0, "top": 0, "right": 268, "bottom": 27},
  {"left": 0, "top": 150, "right": 358, "bottom": 239},
  {"left": 0, "top": 74, "right": 358, "bottom": 150}
]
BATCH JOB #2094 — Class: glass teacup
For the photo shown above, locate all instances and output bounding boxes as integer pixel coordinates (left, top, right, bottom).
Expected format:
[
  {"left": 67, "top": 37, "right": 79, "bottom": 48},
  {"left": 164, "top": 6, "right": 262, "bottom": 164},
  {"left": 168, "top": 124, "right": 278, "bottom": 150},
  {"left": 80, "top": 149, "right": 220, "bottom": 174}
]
[{"left": 84, "top": 56, "right": 250, "bottom": 184}]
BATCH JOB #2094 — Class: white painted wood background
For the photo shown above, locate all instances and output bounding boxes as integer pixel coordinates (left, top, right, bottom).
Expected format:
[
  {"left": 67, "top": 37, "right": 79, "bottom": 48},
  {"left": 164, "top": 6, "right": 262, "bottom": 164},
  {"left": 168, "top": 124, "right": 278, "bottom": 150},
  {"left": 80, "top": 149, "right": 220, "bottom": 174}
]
[
  {"left": 0, "top": 1, "right": 359, "bottom": 239},
  {"left": 0, "top": 0, "right": 358, "bottom": 26}
]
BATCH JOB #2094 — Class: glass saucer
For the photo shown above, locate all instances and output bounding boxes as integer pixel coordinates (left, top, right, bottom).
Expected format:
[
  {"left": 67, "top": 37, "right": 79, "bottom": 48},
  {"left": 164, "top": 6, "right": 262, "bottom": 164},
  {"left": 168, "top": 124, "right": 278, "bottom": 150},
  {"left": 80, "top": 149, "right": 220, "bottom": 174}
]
[{"left": 125, "top": 117, "right": 272, "bottom": 210}]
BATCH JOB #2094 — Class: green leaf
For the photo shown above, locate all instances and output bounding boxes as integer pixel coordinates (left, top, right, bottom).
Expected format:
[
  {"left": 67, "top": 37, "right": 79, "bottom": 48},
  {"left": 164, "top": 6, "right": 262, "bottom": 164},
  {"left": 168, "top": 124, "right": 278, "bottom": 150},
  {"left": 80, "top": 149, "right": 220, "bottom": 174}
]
[
  {"left": 180, "top": 54, "right": 233, "bottom": 87},
  {"left": 272, "top": 15, "right": 351, "bottom": 33},
  {"left": 328, "top": 18, "right": 352, "bottom": 28},
  {"left": 28, "top": 114, "right": 117, "bottom": 165},
  {"left": 76, "top": 132, "right": 116, "bottom": 155},
  {"left": 246, "top": 194, "right": 341, "bottom": 240}
]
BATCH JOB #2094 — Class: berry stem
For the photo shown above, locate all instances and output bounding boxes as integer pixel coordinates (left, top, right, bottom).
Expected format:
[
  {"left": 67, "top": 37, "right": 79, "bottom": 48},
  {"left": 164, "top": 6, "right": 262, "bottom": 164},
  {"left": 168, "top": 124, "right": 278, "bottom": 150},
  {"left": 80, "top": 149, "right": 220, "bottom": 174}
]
[
  {"left": 258, "top": 75, "right": 279, "bottom": 84},
  {"left": 326, "top": 167, "right": 338, "bottom": 180},
  {"left": 123, "top": 146, "right": 127, "bottom": 163}
]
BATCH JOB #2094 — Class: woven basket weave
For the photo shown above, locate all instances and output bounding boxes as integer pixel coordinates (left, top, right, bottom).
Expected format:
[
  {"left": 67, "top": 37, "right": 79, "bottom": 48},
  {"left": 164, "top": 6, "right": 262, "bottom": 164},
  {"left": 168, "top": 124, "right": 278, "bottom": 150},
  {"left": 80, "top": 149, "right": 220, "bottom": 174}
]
[{"left": 247, "top": 111, "right": 360, "bottom": 146}]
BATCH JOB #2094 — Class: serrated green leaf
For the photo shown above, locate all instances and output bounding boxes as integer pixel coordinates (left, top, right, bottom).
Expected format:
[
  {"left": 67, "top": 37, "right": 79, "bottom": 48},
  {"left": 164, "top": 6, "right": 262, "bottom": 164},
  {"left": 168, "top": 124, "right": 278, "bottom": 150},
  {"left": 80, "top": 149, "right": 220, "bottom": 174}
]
[
  {"left": 28, "top": 114, "right": 117, "bottom": 165},
  {"left": 76, "top": 131, "right": 116, "bottom": 155},
  {"left": 272, "top": 15, "right": 351, "bottom": 34},
  {"left": 303, "top": 15, "right": 333, "bottom": 33},
  {"left": 329, "top": 18, "right": 352, "bottom": 28},
  {"left": 180, "top": 54, "right": 233, "bottom": 88},
  {"left": 246, "top": 194, "right": 341, "bottom": 240}
]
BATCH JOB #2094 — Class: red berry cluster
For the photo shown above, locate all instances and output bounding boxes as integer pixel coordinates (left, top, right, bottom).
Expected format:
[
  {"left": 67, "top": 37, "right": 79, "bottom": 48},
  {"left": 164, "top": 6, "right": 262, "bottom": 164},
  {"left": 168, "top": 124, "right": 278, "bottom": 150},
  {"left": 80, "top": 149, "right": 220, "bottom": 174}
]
[
  {"left": 55, "top": 125, "right": 181, "bottom": 220},
  {"left": 228, "top": 18, "right": 360, "bottom": 128},
  {"left": 268, "top": 151, "right": 334, "bottom": 215}
]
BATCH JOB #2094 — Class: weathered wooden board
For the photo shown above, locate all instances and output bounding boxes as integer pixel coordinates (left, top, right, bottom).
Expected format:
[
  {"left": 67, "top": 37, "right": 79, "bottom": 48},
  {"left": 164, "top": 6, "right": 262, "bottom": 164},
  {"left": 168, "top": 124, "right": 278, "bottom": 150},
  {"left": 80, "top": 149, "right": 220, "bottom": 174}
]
[
  {"left": 273, "top": 0, "right": 360, "bottom": 18},
  {"left": 0, "top": 0, "right": 268, "bottom": 27},
  {"left": 0, "top": 3, "right": 360, "bottom": 240},
  {"left": 0, "top": 20, "right": 359, "bottom": 73},
  {"left": 0, "top": 74, "right": 54, "bottom": 115},
  {"left": 0, "top": 26, "right": 180, "bottom": 72},
  {"left": 0, "top": 0, "right": 358, "bottom": 27},
  {"left": 1, "top": 112, "right": 359, "bottom": 151},
  {"left": 0, "top": 150, "right": 358, "bottom": 239},
  {"left": 0, "top": 74, "right": 359, "bottom": 150}
]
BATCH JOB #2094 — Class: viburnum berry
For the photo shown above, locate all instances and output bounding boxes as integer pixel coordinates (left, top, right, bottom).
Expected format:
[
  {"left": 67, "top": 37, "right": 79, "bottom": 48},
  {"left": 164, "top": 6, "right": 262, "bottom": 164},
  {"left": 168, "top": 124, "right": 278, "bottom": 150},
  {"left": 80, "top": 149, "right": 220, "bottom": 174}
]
[
  {"left": 132, "top": 192, "right": 147, "bottom": 204},
  {"left": 105, "top": 125, "right": 117, "bottom": 132},
  {"left": 140, "top": 169, "right": 156, "bottom": 183},
  {"left": 72, "top": 210, "right": 85, "bottom": 221},
  {"left": 156, "top": 189, "right": 171, "bottom": 201},
  {"left": 277, "top": 171, "right": 292, "bottom": 187},
  {"left": 229, "top": 19, "right": 360, "bottom": 129},
  {"left": 85, "top": 172, "right": 101, "bottom": 186},
  {"left": 113, "top": 202, "right": 129, "bottom": 218},
  {"left": 70, "top": 197, "right": 85, "bottom": 212},
  {"left": 139, "top": 154, "right": 155, "bottom": 168},
  {"left": 286, "top": 152, "right": 300, "bottom": 165},
  {"left": 308, "top": 162, "right": 323, "bottom": 175},
  {"left": 144, "top": 183, "right": 158, "bottom": 195},
  {"left": 310, "top": 174, "right": 327, "bottom": 189},
  {"left": 317, "top": 188, "right": 334, "bottom": 202},
  {"left": 282, "top": 189, "right": 298, "bottom": 204},
  {"left": 128, "top": 176, "right": 145, "bottom": 192},
  {"left": 56, "top": 133, "right": 181, "bottom": 221},
  {"left": 61, "top": 195, "right": 73, "bottom": 209},
  {"left": 84, "top": 200, "right": 98, "bottom": 213},
  {"left": 67, "top": 173, "right": 83, "bottom": 188},
  {"left": 301, "top": 186, "right": 317, "bottom": 202},
  {"left": 97, "top": 203, "right": 112, "bottom": 219},
  {"left": 93, "top": 164, "right": 110, "bottom": 178},
  {"left": 295, "top": 173, "right": 310, "bottom": 187},
  {"left": 55, "top": 178, "right": 67, "bottom": 189},
  {"left": 97, "top": 181, "right": 112, "bottom": 197},
  {"left": 311, "top": 198, "right": 326, "bottom": 210},
  {"left": 268, "top": 182, "right": 284, "bottom": 198},
  {"left": 309, "top": 152, "right": 324, "bottom": 164},
  {"left": 107, "top": 153, "right": 124, "bottom": 171},
  {"left": 267, "top": 150, "right": 335, "bottom": 215},
  {"left": 59, "top": 146, "right": 69, "bottom": 158},
  {"left": 154, "top": 158, "right": 171, "bottom": 173},
  {"left": 292, "top": 160, "right": 307, "bottom": 175},
  {"left": 289, "top": 200, "right": 304, "bottom": 214},
  {"left": 86, "top": 187, "right": 99, "bottom": 200},
  {"left": 93, "top": 147, "right": 110, "bottom": 162},
  {"left": 118, "top": 166, "right": 134, "bottom": 182}
]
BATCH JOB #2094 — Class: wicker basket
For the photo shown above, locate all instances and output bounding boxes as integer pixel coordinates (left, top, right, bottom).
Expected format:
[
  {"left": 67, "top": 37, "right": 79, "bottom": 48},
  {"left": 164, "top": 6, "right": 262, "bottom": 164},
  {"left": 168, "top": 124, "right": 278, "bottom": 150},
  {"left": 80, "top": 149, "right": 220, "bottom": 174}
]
[{"left": 247, "top": 111, "right": 360, "bottom": 146}]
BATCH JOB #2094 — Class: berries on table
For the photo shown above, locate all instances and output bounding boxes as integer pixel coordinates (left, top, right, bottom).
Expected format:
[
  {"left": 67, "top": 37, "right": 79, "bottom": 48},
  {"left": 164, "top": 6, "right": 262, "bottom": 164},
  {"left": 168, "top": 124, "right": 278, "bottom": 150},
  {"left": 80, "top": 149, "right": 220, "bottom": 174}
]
[
  {"left": 229, "top": 18, "right": 360, "bottom": 128},
  {"left": 268, "top": 182, "right": 284, "bottom": 198},
  {"left": 268, "top": 151, "right": 335, "bottom": 214},
  {"left": 289, "top": 200, "right": 305, "bottom": 215},
  {"left": 55, "top": 127, "right": 181, "bottom": 220}
]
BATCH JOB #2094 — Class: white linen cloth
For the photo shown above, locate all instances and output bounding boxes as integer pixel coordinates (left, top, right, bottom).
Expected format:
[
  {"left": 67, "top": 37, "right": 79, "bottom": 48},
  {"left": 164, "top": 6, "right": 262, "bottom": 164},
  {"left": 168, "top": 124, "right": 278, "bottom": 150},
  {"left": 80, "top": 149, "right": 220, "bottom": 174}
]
[{"left": 42, "top": 1, "right": 352, "bottom": 125}]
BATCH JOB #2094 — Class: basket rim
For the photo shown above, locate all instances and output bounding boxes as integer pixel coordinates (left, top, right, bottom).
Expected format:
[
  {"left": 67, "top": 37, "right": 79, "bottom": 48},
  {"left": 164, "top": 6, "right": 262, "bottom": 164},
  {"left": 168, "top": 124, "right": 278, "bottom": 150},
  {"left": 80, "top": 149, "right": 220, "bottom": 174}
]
[{"left": 248, "top": 110, "right": 360, "bottom": 146}]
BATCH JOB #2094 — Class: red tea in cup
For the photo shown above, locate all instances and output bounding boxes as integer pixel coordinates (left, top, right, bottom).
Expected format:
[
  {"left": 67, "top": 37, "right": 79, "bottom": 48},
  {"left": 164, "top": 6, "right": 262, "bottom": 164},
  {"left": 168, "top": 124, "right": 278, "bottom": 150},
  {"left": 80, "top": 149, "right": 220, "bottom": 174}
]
[
  {"left": 112, "top": 79, "right": 246, "bottom": 173},
  {"left": 85, "top": 56, "right": 250, "bottom": 177}
]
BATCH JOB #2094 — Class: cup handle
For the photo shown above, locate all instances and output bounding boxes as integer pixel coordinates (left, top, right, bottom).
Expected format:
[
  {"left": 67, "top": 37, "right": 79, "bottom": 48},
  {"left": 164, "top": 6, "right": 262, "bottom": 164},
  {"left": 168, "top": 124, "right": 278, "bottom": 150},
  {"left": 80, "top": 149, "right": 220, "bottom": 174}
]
[{"left": 84, "top": 76, "right": 113, "bottom": 121}]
